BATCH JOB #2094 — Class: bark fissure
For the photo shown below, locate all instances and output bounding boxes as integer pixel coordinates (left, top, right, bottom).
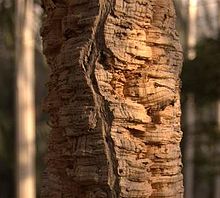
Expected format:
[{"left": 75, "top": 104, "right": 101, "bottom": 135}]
[{"left": 83, "top": 1, "right": 121, "bottom": 196}]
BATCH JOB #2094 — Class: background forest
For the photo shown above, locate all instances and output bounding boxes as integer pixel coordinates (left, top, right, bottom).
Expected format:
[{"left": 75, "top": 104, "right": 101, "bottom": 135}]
[{"left": 0, "top": 0, "right": 220, "bottom": 197}]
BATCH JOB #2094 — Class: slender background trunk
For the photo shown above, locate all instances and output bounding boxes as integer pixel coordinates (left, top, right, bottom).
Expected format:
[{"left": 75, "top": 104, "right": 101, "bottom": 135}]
[
  {"left": 15, "top": 0, "right": 35, "bottom": 197},
  {"left": 214, "top": 101, "right": 220, "bottom": 198},
  {"left": 187, "top": 0, "right": 198, "bottom": 60},
  {"left": 184, "top": 94, "right": 196, "bottom": 198}
]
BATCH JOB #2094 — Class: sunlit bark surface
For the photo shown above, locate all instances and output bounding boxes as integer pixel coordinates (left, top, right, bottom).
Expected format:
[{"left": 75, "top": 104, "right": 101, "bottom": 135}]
[{"left": 41, "top": 0, "right": 183, "bottom": 197}]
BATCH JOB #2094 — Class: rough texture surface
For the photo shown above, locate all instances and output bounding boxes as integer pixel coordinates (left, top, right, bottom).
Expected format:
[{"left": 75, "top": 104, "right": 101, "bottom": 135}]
[{"left": 40, "top": 0, "right": 183, "bottom": 197}]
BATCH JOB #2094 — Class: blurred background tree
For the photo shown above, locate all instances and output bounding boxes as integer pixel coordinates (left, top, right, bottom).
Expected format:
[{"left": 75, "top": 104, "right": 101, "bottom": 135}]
[
  {"left": 176, "top": 0, "right": 220, "bottom": 198},
  {"left": 0, "top": 0, "right": 48, "bottom": 197},
  {"left": 0, "top": 0, "right": 15, "bottom": 197}
]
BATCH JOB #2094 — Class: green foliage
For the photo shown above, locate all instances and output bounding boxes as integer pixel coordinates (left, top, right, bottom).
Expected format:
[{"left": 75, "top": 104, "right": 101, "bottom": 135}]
[
  {"left": 181, "top": 37, "right": 220, "bottom": 195},
  {"left": 194, "top": 123, "right": 220, "bottom": 177},
  {"left": 182, "top": 38, "right": 220, "bottom": 104}
]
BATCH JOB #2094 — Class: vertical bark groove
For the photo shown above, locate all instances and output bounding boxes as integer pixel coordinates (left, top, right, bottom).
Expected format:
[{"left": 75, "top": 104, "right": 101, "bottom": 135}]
[{"left": 41, "top": 0, "right": 183, "bottom": 197}]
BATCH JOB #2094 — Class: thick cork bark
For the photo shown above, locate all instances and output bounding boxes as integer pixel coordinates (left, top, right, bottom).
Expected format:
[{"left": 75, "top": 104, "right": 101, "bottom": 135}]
[{"left": 40, "top": 0, "right": 183, "bottom": 197}]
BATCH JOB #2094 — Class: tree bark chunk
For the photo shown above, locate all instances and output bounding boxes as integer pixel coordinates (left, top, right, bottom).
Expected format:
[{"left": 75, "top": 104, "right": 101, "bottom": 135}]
[{"left": 40, "top": 0, "right": 183, "bottom": 197}]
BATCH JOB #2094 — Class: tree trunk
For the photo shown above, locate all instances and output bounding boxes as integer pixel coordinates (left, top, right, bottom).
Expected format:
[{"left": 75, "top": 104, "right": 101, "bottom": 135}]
[
  {"left": 218, "top": 0, "right": 220, "bottom": 34},
  {"left": 15, "top": 0, "right": 35, "bottom": 197},
  {"left": 40, "top": 0, "right": 183, "bottom": 197},
  {"left": 187, "top": 0, "right": 197, "bottom": 60},
  {"left": 184, "top": 94, "right": 195, "bottom": 198},
  {"left": 214, "top": 100, "right": 220, "bottom": 198}
]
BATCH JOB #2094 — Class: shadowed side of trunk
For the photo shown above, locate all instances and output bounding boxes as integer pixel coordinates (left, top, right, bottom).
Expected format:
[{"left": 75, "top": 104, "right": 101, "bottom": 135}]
[{"left": 40, "top": 0, "right": 183, "bottom": 197}]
